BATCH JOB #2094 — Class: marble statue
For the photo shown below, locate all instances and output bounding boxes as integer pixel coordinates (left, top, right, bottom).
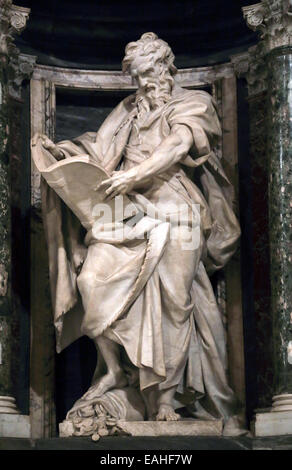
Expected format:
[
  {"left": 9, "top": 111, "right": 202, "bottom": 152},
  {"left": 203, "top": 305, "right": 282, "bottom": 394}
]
[{"left": 31, "top": 32, "right": 243, "bottom": 438}]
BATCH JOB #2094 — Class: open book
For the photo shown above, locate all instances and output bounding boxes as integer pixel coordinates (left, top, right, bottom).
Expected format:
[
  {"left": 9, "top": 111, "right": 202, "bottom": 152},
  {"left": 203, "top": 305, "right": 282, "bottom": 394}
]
[{"left": 31, "top": 137, "right": 138, "bottom": 231}]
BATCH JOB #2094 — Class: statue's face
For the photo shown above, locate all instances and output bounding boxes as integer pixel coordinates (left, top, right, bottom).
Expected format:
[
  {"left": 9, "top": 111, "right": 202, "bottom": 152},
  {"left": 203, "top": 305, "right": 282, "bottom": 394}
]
[
  {"left": 130, "top": 58, "right": 161, "bottom": 92},
  {"left": 127, "top": 51, "right": 173, "bottom": 109}
]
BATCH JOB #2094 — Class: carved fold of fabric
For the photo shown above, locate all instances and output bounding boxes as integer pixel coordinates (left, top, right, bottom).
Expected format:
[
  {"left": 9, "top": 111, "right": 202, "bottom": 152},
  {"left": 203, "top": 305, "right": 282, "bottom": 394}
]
[
  {"left": 191, "top": 263, "right": 237, "bottom": 420},
  {"left": 66, "top": 386, "right": 146, "bottom": 422},
  {"left": 101, "top": 223, "right": 204, "bottom": 394},
  {"left": 40, "top": 179, "right": 84, "bottom": 353},
  {"left": 173, "top": 261, "right": 237, "bottom": 420},
  {"left": 77, "top": 218, "right": 170, "bottom": 338}
]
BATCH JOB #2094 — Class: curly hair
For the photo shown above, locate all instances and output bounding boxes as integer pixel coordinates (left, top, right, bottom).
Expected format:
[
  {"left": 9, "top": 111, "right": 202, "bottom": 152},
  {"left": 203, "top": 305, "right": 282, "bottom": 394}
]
[{"left": 122, "top": 32, "right": 177, "bottom": 76}]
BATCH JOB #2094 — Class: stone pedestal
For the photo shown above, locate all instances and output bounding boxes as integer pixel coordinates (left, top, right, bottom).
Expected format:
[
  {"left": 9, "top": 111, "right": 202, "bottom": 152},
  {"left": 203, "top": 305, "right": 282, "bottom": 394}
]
[
  {"left": 0, "top": 413, "right": 30, "bottom": 438},
  {"left": 114, "top": 420, "right": 223, "bottom": 437},
  {"left": 252, "top": 410, "right": 292, "bottom": 437},
  {"left": 59, "top": 419, "right": 224, "bottom": 438}
]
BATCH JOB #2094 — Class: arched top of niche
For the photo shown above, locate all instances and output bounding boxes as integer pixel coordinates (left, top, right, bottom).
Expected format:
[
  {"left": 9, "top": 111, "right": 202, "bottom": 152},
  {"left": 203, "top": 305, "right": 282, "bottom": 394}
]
[{"left": 31, "top": 60, "right": 235, "bottom": 90}]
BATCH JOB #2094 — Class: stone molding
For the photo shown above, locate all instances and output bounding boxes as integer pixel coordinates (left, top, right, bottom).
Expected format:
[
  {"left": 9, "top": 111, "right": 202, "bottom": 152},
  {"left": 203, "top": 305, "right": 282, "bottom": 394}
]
[
  {"left": 31, "top": 61, "right": 235, "bottom": 90},
  {"left": 231, "top": 44, "right": 268, "bottom": 97},
  {"left": 272, "top": 394, "right": 292, "bottom": 412},
  {"left": 243, "top": 0, "right": 292, "bottom": 51},
  {"left": 252, "top": 409, "right": 292, "bottom": 436}
]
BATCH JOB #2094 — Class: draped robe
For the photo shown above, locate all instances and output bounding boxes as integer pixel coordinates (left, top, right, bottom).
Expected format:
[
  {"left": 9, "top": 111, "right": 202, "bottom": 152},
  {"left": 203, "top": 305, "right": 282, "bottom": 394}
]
[{"left": 37, "top": 84, "right": 241, "bottom": 421}]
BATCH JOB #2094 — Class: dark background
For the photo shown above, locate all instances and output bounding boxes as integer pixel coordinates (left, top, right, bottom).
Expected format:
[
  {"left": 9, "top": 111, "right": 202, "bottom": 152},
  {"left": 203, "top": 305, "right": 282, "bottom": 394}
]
[{"left": 15, "top": 0, "right": 257, "bottom": 69}]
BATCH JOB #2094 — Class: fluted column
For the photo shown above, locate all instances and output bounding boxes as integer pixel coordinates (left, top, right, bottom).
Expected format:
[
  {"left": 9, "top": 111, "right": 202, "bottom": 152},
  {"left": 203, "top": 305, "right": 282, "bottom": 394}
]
[
  {"left": 0, "top": 0, "right": 30, "bottom": 415},
  {"left": 243, "top": 0, "right": 292, "bottom": 436}
]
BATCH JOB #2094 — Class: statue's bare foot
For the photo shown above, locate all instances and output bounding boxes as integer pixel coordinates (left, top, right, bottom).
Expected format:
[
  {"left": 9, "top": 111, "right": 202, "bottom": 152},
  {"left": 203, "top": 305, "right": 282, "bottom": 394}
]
[
  {"left": 156, "top": 404, "right": 180, "bottom": 421},
  {"left": 84, "top": 370, "right": 128, "bottom": 400}
]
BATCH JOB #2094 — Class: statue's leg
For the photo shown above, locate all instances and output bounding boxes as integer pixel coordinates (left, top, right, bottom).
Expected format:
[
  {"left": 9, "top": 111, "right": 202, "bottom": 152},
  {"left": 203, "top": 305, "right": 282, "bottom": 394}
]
[
  {"left": 83, "top": 335, "right": 128, "bottom": 399},
  {"left": 155, "top": 225, "right": 204, "bottom": 421}
]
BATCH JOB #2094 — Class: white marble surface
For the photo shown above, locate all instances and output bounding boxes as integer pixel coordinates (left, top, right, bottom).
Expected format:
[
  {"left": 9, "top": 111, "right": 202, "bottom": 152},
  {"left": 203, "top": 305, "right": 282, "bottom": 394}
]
[
  {"left": 0, "top": 414, "right": 31, "bottom": 438},
  {"left": 59, "top": 419, "right": 223, "bottom": 438},
  {"left": 116, "top": 419, "right": 223, "bottom": 437},
  {"left": 253, "top": 410, "right": 292, "bottom": 437},
  {"left": 0, "top": 396, "right": 18, "bottom": 414},
  {"left": 272, "top": 394, "right": 292, "bottom": 412},
  {"left": 31, "top": 61, "right": 234, "bottom": 91}
]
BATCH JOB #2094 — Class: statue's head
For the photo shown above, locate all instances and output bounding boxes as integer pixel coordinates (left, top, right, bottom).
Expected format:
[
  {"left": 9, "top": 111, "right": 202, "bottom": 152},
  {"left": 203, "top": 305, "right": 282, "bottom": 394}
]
[{"left": 122, "top": 32, "right": 177, "bottom": 109}]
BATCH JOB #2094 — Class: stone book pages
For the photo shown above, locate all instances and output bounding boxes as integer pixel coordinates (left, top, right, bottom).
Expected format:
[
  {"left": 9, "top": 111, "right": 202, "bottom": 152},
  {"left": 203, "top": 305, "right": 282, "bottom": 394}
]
[{"left": 31, "top": 137, "right": 138, "bottom": 230}]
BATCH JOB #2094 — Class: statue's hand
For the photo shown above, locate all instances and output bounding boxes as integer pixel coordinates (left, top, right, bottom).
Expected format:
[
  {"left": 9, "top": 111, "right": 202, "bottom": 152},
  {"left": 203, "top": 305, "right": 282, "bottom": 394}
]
[
  {"left": 39, "top": 134, "right": 65, "bottom": 160},
  {"left": 96, "top": 169, "right": 138, "bottom": 200},
  {"left": 31, "top": 133, "right": 40, "bottom": 147}
]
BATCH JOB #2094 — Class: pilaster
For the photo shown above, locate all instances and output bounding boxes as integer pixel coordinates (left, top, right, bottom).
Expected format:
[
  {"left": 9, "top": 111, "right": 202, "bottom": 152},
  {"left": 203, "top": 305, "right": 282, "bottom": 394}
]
[{"left": 0, "top": 0, "right": 30, "bottom": 432}]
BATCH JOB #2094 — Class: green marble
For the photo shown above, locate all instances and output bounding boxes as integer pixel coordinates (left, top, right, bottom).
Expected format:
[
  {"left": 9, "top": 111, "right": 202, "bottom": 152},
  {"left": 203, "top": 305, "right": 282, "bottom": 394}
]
[
  {"left": 0, "top": 64, "right": 13, "bottom": 397},
  {"left": 0, "top": 317, "right": 13, "bottom": 396},
  {"left": 0, "top": 66, "right": 10, "bottom": 311},
  {"left": 248, "top": 92, "right": 274, "bottom": 407},
  {"left": 267, "top": 46, "right": 292, "bottom": 395}
]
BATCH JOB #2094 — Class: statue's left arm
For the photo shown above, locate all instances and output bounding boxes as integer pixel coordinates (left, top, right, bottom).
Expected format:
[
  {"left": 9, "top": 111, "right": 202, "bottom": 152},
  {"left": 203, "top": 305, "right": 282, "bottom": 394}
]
[{"left": 100, "top": 123, "right": 193, "bottom": 199}]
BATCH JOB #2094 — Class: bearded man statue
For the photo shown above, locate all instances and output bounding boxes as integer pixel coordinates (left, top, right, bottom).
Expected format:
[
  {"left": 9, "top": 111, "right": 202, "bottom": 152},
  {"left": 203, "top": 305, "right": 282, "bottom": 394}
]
[{"left": 32, "top": 32, "right": 243, "bottom": 437}]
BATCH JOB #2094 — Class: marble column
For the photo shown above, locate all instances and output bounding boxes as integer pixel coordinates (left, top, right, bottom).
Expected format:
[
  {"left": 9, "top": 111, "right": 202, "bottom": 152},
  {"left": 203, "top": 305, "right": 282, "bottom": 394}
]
[
  {"left": 0, "top": 0, "right": 30, "bottom": 427},
  {"left": 0, "top": 51, "right": 17, "bottom": 414},
  {"left": 267, "top": 46, "right": 292, "bottom": 410},
  {"left": 243, "top": 0, "right": 292, "bottom": 436}
]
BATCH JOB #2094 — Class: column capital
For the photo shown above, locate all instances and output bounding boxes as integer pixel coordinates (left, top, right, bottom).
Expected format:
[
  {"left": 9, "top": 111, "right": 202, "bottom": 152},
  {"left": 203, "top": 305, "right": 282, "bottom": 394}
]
[
  {"left": 231, "top": 43, "right": 268, "bottom": 97},
  {"left": 9, "top": 53, "right": 36, "bottom": 99},
  {"left": 243, "top": 1, "right": 292, "bottom": 51},
  {"left": 0, "top": 1, "right": 30, "bottom": 64}
]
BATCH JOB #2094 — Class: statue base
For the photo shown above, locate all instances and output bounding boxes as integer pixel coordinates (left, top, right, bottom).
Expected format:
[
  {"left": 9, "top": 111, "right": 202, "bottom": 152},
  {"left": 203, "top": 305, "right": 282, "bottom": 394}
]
[
  {"left": 252, "top": 410, "right": 292, "bottom": 437},
  {"left": 59, "top": 418, "right": 223, "bottom": 438},
  {"left": 112, "top": 419, "right": 223, "bottom": 436},
  {"left": 0, "top": 413, "right": 31, "bottom": 438}
]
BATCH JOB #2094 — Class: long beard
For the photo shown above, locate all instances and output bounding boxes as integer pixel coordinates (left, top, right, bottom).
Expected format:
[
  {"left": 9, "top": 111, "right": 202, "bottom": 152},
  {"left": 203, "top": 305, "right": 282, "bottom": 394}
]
[{"left": 135, "top": 71, "right": 174, "bottom": 113}]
